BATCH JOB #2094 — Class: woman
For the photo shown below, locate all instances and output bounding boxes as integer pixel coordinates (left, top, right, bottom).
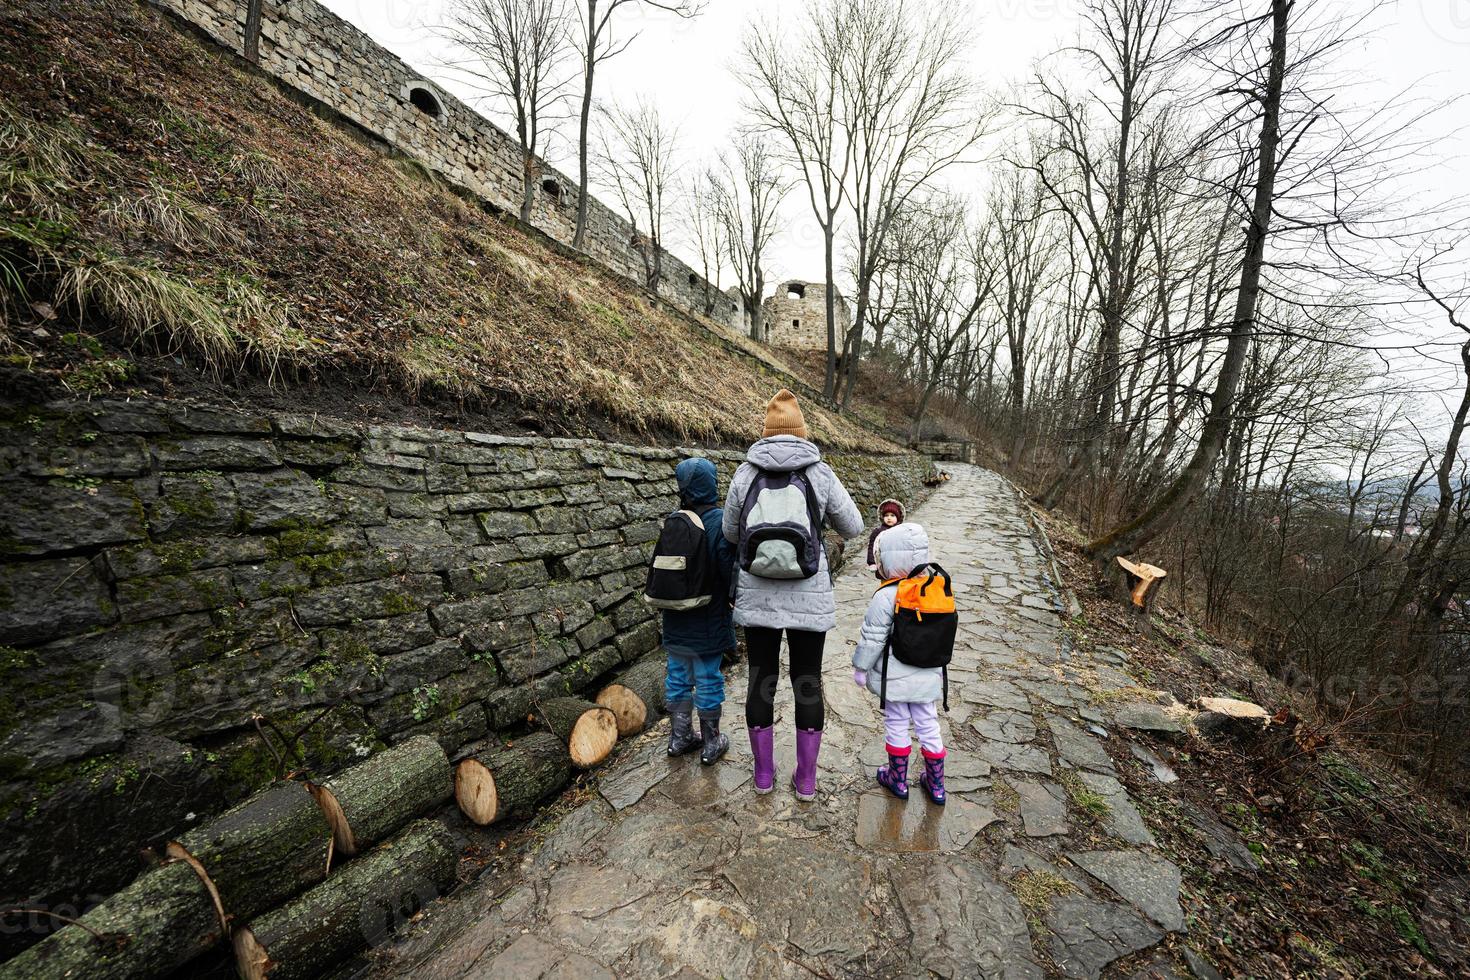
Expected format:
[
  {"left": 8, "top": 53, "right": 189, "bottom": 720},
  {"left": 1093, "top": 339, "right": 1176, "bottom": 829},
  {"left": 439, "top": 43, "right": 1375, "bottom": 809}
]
[{"left": 723, "top": 388, "right": 864, "bottom": 800}]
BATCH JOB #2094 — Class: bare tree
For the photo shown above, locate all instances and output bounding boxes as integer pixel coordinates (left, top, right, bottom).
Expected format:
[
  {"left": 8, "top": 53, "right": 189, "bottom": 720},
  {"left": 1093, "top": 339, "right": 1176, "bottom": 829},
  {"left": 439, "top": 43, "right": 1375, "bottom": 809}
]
[
  {"left": 1021, "top": 0, "right": 1178, "bottom": 507},
  {"left": 445, "top": 0, "right": 573, "bottom": 224},
  {"left": 741, "top": 0, "right": 855, "bottom": 399},
  {"left": 683, "top": 167, "right": 727, "bottom": 317},
  {"left": 894, "top": 196, "right": 997, "bottom": 442},
  {"left": 1088, "top": 0, "right": 1291, "bottom": 562},
  {"left": 571, "top": 0, "right": 703, "bottom": 250},
  {"left": 987, "top": 161, "right": 1061, "bottom": 464},
  {"left": 834, "top": 0, "right": 988, "bottom": 409},
  {"left": 713, "top": 136, "right": 788, "bottom": 343},
  {"left": 596, "top": 98, "right": 678, "bottom": 292}
]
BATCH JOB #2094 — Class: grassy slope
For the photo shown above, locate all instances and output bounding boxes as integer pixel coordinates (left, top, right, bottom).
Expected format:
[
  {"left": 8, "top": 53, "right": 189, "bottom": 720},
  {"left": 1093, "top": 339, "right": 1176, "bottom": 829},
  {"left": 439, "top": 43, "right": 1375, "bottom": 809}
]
[{"left": 0, "top": 0, "right": 893, "bottom": 450}]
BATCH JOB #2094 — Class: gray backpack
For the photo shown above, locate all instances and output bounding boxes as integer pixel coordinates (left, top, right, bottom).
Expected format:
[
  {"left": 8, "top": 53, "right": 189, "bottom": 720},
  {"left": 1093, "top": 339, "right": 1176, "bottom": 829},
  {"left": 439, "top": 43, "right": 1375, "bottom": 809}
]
[{"left": 736, "top": 466, "right": 822, "bottom": 579}]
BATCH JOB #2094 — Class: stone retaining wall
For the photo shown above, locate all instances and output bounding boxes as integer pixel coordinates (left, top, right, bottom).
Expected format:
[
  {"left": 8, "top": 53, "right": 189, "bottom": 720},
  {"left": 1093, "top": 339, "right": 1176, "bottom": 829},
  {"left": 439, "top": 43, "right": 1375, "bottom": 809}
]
[
  {"left": 148, "top": 0, "right": 744, "bottom": 331},
  {"left": 0, "top": 398, "right": 933, "bottom": 929}
]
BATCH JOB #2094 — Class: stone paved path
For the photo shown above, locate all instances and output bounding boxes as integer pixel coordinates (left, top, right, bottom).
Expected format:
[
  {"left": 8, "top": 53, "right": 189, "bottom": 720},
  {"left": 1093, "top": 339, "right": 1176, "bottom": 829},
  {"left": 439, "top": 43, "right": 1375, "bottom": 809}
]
[{"left": 380, "top": 464, "right": 1184, "bottom": 979}]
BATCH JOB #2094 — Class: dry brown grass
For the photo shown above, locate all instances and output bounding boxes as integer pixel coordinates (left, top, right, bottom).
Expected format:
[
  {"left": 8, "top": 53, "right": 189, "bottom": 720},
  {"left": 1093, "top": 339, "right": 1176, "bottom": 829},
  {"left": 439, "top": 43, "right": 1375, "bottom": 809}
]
[{"left": 0, "top": 1, "right": 893, "bottom": 450}]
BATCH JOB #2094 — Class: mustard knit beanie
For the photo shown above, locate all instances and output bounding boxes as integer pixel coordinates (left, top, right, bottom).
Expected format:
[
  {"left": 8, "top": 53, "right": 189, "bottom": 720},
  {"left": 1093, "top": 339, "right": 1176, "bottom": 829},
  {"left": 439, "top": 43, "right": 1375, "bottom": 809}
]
[{"left": 761, "top": 388, "right": 808, "bottom": 439}]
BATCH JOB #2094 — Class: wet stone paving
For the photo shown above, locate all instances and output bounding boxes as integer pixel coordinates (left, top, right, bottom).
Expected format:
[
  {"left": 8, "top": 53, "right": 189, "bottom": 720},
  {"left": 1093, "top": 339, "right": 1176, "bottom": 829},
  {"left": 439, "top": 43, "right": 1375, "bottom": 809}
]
[{"left": 381, "top": 464, "right": 1185, "bottom": 979}]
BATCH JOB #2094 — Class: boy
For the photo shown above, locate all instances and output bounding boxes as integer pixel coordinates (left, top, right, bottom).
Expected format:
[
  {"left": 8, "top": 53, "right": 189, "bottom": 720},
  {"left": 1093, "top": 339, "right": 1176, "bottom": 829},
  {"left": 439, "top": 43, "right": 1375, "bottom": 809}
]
[{"left": 661, "top": 458, "right": 737, "bottom": 763}]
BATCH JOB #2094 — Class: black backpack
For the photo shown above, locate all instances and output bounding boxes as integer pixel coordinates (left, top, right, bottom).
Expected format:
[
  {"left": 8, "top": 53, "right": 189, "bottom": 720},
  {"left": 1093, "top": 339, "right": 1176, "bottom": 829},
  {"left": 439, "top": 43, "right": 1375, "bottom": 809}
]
[
  {"left": 643, "top": 509, "right": 715, "bottom": 610},
  {"left": 880, "top": 562, "right": 958, "bottom": 710}
]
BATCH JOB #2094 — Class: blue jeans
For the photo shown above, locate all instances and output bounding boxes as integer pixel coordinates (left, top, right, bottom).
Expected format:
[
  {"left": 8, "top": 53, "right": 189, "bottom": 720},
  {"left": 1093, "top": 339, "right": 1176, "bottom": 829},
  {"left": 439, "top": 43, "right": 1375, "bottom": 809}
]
[{"left": 665, "top": 653, "right": 726, "bottom": 713}]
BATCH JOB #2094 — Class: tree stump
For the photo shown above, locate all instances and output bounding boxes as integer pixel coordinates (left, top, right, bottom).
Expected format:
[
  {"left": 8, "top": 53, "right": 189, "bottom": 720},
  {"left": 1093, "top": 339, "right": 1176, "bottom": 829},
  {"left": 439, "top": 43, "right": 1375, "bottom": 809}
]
[
  {"left": 535, "top": 697, "right": 618, "bottom": 768},
  {"left": 232, "top": 819, "right": 457, "bottom": 980},
  {"left": 165, "top": 780, "right": 333, "bottom": 925},
  {"left": 1116, "top": 557, "right": 1167, "bottom": 613},
  {"left": 594, "top": 655, "right": 666, "bottom": 737},
  {"left": 307, "top": 735, "right": 450, "bottom": 857},
  {"left": 454, "top": 731, "right": 571, "bottom": 825}
]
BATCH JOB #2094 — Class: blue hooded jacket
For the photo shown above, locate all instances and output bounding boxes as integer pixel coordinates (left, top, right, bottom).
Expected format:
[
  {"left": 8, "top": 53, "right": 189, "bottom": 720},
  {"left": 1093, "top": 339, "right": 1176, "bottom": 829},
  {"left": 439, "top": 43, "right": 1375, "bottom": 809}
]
[{"left": 661, "top": 458, "right": 737, "bottom": 658}]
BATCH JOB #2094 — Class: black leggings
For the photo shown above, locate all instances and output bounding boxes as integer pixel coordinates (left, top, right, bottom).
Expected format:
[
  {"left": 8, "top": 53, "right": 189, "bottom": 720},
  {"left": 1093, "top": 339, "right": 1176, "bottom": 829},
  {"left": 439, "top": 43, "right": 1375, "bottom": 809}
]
[{"left": 744, "top": 627, "right": 827, "bottom": 731}]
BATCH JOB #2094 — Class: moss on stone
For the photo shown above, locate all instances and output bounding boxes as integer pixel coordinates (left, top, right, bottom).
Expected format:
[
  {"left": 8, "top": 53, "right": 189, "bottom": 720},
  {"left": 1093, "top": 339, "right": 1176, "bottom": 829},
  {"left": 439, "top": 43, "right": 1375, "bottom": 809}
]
[
  {"left": 380, "top": 591, "right": 419, "bottom": 616},
  {"left": 277, "top": 524, "right": 334, "bottom": 556}
]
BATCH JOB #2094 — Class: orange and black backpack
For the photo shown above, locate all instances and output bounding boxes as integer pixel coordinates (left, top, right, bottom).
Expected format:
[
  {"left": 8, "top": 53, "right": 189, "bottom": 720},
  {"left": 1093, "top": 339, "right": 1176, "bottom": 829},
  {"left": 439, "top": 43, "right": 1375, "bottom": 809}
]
[{"left": 879, "top": 562, "right": 958, "bottom": 710}]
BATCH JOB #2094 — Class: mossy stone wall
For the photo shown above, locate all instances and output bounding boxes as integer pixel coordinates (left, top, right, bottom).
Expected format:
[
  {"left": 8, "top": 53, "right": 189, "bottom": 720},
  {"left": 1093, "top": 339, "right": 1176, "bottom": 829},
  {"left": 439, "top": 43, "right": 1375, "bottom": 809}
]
[{"left": 0, "top": 397, "right": 934, "bottom": 943}]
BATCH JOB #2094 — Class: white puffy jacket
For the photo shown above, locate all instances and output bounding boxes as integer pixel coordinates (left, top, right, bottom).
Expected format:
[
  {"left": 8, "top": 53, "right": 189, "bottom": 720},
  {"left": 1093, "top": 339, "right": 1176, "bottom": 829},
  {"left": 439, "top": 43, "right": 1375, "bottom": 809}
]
[{"left": 851, "top": 522, "right": 945, "bottom": 705}]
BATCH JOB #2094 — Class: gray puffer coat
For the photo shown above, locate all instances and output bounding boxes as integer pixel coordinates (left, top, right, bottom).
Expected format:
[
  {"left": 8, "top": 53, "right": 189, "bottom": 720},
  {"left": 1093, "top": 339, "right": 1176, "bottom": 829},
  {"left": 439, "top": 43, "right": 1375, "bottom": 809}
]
[
  {"left": 852, "top": 522, "right": 945, "bottom": 704},
  {"left": 723, "top": 435, "right": 864, "bottom": 633}
]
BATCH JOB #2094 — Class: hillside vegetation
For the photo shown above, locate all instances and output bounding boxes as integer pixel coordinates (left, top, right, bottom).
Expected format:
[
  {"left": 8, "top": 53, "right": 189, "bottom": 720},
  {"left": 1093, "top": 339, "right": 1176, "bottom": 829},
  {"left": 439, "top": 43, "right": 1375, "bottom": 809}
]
[{"left": 0, "top": 0, "right": 890, "bottom": 450}]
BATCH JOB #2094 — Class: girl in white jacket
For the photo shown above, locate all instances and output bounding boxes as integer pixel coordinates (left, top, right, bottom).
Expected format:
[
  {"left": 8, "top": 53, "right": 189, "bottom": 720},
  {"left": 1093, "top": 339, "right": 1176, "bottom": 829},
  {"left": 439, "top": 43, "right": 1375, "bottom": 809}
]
[{"left": 851, "top": 521, "right": 947, "bottom": 804}]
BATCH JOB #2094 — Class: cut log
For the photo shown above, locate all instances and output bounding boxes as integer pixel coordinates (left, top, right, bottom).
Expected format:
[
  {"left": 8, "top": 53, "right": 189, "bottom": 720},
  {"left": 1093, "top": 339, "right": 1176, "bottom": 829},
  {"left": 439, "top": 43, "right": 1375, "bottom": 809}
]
[
  {"left": 594, "top": 655, "right": 667, "bottom": 737},
  {"left": 454, "top": 731, "right": 570, "bottom": 825},
  {"left": 165, "top": 780, "right": 332, "bottom": 925},
  {"left": 232, "top": 819, "right": 457, "bottom": 980},
  {"left": 307, "top": 734, "right": 450, "bottom": 857},
  {"left": 0, "top": 859, "right": 221, "bottom": 980},
  {"left": 535, "top": 696, "right": 618, "bottom": 768}
]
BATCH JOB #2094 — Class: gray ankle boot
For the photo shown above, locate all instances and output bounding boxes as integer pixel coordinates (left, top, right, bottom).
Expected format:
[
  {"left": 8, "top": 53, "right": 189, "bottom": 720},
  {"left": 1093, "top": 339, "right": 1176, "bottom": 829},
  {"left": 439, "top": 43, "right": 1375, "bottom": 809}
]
[
  {"left": 698, "top": 708, "right": 729, "bottom": 765},
  {"left": 668, "top": 700, "right": 700, "bottom": 756}
]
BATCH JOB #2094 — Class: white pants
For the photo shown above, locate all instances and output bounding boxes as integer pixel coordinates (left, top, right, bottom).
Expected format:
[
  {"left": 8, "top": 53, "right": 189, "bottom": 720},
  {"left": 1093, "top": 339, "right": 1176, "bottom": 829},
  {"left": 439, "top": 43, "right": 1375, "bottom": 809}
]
[{"left": 883, "top": 700, "right": 943, "bottom": 754}]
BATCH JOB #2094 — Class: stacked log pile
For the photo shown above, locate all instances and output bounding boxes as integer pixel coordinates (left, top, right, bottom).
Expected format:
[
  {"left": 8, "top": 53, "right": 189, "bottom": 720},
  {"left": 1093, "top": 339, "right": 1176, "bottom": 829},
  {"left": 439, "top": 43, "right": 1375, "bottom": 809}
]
[
  {"left": 1, "top": 657, "right": 671, "bottom": 978},
  {"left": 0, "top": 736, "right": 450, "bottom": 980}
]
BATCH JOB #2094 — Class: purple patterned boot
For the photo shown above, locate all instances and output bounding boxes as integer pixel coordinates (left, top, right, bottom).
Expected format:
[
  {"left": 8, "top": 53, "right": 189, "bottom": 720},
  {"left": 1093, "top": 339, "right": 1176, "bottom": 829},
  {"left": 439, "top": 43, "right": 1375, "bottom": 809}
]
[
  {"left": 919, "top": 747, "right": 947, "bottom": 805},
  {"left": 876, "top": 744, "right": 911, "bottom": 800},
  {"left": 791, "top": 728, "right": 823, "bottom": 801},
  {"left": 748, "top": 725, "right": 775, "bottom": 794}
]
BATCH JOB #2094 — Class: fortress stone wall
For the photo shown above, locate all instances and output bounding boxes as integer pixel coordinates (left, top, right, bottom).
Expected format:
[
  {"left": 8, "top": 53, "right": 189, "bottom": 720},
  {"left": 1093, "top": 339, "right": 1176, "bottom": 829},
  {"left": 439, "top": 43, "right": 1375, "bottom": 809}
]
[{"left": 151, "top": 0, "right": 743, "bottom": 330}]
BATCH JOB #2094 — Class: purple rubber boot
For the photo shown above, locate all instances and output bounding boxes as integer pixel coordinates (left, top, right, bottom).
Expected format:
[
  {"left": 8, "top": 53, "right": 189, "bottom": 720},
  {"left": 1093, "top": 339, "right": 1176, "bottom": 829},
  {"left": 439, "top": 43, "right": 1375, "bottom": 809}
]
[
  {"left": 791, "top": 728, "right": 823, "bottom": 801},
  {"left": 919, "top": 748, "right": 947, "bottom": 805},
  {"left": 748, "top": 725, "right": 775, "bottom": 794},
  {"left": 876, "top": 743, "right": 911, "bottom": 800}
]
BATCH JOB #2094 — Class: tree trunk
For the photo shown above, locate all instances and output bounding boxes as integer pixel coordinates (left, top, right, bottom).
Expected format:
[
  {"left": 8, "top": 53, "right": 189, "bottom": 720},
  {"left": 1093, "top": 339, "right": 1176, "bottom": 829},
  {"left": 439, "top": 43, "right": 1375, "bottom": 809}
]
[
  {"left": 839, "top": 285, "right": 868, "bottom": 410},
  {"left": 1393, "top": 457, "right": 1430, "bottom": 545},
  {"left": 535, "top": 697, "right": 618, "bottom": 767},
  {"left": 823, "top": 230, "right": 837, "bottom": 399},
  {"left": 595, "top": 655, "right": 666, "bottom": 736},
  {"left": 165, "top": 780, "right": 333, "bottom": 924},
  {"left": 306, "top": 735, "right": 450, "bottom": 858},
  {"left": 520, "top": 149, "right": 535, "bottom": 224},
  {"left": 454, "top": 731, "right": 571, "bottom": 826},
  {"left": 232, "top": 819, "right": 457, "bottom": 980},
  {"left": 573, "top": 1, "right": 596, "bottom": 250},
  {"left": 0, "top": 860, "right": 220, "bottom": 980},
  {"left": 244, "top": 0, "right": 263, "bottom": 63},
  {"left": 1087, "top": 0, "right": 1290, "bottom": 564}
]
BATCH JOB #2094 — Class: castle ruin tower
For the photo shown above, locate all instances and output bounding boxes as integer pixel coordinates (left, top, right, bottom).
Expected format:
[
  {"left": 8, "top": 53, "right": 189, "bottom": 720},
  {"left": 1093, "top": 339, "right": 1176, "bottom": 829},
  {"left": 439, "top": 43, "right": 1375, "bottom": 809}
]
[{"left": 761, "top": 281, "right": 851, "bottom": 350}]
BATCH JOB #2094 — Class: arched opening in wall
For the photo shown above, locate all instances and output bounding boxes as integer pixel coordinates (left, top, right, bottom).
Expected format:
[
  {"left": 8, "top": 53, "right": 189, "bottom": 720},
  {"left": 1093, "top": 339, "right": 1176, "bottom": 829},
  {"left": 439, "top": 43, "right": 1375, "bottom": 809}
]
[
  {"left": 792, "top": 319, "right": 800, "bottom": 329},
  {"left": 542, "top": 177, "right": 562, "bottom": 201},
  {"left": 687, "top": 273, "right": 699, "bottom": 287},
  {"left": 787, "top": 283, "right": 806, "bottom": 300},
  {"left": 408, "top": 87, "right": 442, "bottom": 118}
]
